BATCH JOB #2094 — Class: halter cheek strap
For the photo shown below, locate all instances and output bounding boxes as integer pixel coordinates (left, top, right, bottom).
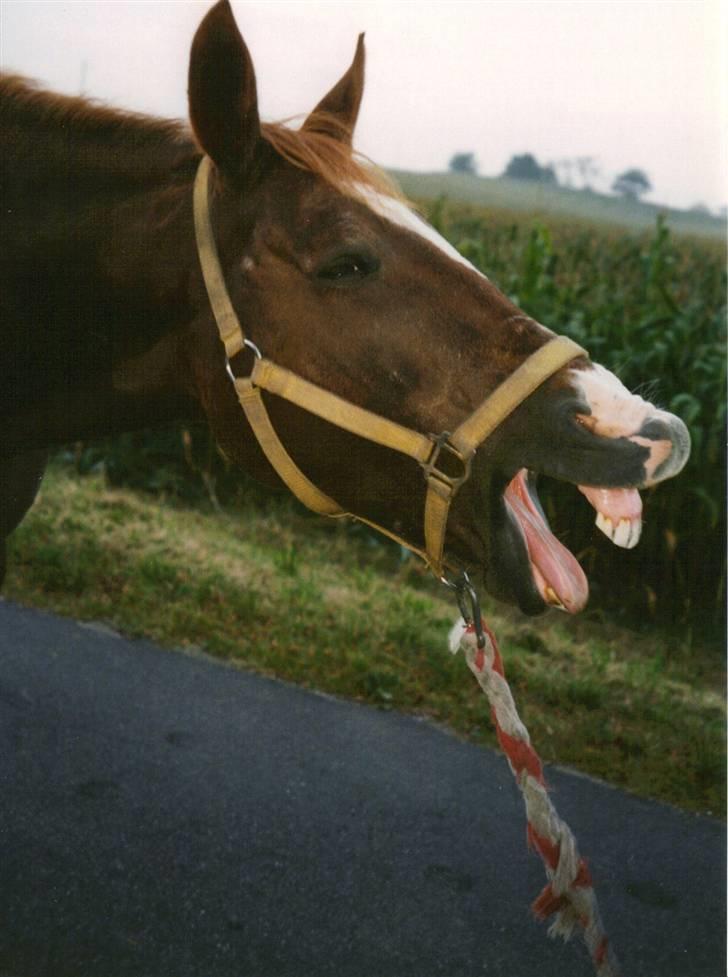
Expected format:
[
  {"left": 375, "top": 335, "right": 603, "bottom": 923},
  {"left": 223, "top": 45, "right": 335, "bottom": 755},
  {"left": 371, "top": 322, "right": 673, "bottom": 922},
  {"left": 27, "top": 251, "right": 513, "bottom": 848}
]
[{"left": 193, "top": 155, "right": 587, "bottom": 578}]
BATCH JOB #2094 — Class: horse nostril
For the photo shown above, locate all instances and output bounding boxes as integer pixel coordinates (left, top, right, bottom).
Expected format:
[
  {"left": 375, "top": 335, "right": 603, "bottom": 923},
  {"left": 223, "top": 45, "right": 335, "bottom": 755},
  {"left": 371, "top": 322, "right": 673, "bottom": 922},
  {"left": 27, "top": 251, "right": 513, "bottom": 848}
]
[
  {"left": 637, "top": 418, "right": 673, "bottom": 442},
  {"left": 636, "top": 414, "right": 691, "bottom": 481}
]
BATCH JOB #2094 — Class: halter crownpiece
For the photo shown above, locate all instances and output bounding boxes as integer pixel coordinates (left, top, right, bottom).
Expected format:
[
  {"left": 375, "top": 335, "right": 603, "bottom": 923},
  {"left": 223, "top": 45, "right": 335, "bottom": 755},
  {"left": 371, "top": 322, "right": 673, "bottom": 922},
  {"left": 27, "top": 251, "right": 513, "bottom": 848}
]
[{"left": 193, "top": 155, "right": 587, "bottom": 578}]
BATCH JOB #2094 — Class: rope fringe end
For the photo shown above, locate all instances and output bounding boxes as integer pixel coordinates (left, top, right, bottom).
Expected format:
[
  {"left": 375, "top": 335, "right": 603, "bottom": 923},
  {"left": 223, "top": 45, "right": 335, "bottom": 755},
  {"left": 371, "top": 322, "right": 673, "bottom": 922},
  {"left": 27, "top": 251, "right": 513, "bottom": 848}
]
[{"left": 451, "top": 617, "right": 622, "bottom": 977}]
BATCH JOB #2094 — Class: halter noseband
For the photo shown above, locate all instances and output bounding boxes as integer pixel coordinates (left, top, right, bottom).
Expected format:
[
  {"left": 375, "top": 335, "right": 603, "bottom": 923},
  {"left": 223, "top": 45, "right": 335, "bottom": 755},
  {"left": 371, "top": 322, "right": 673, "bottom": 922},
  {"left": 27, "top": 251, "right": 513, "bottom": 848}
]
[{"left": 193, "top": 156, "right": 586, "bottom": 579}]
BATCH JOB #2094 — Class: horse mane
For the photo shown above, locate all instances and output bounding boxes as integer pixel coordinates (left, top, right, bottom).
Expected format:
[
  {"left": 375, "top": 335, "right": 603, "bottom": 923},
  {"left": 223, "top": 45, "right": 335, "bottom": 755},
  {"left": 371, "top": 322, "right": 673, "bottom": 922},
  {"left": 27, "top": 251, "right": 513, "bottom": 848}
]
[
  {"left": 0, "top": 74, "right": 187, "bottom": 143},
  {"left": 0, "top": 74, "right": 194, "bottom": 186},
  {"left": 0, "top": 75, "right": 402, "bottom": 200},
  {"left": 261, "top": 112, "right": 404, "bottom": 202}
]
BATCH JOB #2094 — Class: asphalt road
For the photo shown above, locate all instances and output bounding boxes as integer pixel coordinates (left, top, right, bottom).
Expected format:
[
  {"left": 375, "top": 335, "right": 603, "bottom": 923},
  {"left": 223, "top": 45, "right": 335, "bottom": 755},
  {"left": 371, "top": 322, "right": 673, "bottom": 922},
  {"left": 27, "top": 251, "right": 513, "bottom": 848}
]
[{"left": 0, "top": 600, "right": 724, "bottom": 977}]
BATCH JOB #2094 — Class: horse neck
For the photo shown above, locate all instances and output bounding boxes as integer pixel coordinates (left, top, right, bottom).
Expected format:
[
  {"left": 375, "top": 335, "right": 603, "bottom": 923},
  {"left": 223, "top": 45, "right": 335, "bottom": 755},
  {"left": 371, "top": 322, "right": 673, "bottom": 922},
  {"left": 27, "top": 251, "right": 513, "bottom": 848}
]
[
  {"left": 1, "top": 77, "right": 203, "bottom": 450},
  {"left": 1, "top": 76, "right": 198, "bottom": 277}
]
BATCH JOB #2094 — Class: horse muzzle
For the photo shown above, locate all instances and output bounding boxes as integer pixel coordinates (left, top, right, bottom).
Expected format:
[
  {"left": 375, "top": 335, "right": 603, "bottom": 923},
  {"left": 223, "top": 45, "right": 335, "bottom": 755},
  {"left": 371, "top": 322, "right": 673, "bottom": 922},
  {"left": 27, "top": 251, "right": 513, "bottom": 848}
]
[{"left": 476, "top": 363, "right": 691, "bottom": 616}]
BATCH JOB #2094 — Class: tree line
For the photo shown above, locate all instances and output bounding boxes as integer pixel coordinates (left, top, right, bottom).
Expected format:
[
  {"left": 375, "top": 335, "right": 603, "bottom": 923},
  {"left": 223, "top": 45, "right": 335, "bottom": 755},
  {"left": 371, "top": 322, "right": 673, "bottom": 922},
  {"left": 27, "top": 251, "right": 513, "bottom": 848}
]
[{"left": 448, "top": 151, "right": 652, "bottom": 200}]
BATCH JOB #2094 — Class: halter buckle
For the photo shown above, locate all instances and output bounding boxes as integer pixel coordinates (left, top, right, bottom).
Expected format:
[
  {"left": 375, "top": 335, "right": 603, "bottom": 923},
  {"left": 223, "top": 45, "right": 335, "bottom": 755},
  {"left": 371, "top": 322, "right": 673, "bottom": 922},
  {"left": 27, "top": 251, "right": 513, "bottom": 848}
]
[{"left": 422, "top": 433, "right": 472, "bottom": 494}]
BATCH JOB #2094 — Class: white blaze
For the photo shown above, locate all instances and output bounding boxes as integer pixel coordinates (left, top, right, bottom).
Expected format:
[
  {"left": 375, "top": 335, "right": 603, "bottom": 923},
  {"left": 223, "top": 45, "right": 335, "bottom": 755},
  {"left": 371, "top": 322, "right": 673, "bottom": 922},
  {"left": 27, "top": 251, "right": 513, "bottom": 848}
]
[{"left": 356, "top": 185, "right": 488, "bottom": 279}]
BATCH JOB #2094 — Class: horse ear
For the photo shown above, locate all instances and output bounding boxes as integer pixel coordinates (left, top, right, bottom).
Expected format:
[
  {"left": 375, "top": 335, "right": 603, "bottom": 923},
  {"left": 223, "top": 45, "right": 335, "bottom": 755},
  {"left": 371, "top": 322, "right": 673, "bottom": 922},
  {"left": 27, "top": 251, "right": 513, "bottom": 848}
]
[
  {"left": 188, "top": 0, "right": 260, "bottom": 178},
  {"left": 302, "top": 34, "right": 365, "bottom": 144}
]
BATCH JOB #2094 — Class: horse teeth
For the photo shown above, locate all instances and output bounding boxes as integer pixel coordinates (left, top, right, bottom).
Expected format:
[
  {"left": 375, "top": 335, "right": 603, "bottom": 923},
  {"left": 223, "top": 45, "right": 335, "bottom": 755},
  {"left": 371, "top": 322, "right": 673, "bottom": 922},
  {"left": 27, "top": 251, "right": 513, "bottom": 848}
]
[
  {"left": 545, "top": 586, "right": 566, "bottom": 611},
  {"left": 595, "top": 512, "right": 642, "bottom": 549},
  {"left": 595, "top": 511, "right": 613, "bottom": 540},
  {"left": 613, "top": 518, "right": 633, "bottom": 548},
  {"left": 626, "top": 518, "right": 642, "bottom": 549}
]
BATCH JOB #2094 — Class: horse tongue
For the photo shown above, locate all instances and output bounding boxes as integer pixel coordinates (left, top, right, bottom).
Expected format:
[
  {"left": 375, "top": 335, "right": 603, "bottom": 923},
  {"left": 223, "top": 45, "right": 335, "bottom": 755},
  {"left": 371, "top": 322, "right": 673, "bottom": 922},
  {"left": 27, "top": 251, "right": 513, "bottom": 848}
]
[{"left": 504, "top": 470, "right": 589, "bottom": 614}]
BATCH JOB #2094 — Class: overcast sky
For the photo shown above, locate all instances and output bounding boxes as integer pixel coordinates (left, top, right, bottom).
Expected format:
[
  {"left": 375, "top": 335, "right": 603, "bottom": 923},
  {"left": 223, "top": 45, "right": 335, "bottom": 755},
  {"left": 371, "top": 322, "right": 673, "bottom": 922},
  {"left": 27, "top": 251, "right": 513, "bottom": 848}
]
[{"left": 2, "top": 0, "right": 726, "bottom": 210}]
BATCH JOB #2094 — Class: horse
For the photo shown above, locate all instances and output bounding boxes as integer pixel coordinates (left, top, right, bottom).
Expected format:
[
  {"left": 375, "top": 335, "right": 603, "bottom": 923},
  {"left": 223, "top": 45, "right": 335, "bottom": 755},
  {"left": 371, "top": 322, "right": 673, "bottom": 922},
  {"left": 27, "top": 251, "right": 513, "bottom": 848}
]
[{"left": 0, "top": 0, "right": 689, "bottom": 620}]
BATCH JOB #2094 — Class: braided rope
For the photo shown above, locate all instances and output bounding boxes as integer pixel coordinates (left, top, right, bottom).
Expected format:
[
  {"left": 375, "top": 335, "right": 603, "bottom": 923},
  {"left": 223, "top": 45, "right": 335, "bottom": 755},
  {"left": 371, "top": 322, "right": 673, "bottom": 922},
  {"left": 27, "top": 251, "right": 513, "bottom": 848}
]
[{"left": 449, "top": 618, "right": 622, "bottom": 977}]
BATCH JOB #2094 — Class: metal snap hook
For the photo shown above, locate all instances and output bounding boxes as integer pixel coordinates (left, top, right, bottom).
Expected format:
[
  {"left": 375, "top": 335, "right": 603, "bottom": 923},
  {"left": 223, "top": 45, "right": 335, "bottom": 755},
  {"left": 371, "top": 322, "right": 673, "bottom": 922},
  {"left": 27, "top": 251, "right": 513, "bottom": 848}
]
[{"left": 442, "top": 570, "right": 486, "bottom": 648}]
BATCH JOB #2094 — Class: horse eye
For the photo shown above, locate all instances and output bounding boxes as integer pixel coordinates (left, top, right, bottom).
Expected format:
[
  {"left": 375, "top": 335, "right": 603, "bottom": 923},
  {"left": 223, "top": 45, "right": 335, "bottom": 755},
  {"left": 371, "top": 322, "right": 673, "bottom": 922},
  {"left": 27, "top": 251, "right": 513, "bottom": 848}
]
[{"left": 317, "top": 253, "right": 378, "bottom": 283}]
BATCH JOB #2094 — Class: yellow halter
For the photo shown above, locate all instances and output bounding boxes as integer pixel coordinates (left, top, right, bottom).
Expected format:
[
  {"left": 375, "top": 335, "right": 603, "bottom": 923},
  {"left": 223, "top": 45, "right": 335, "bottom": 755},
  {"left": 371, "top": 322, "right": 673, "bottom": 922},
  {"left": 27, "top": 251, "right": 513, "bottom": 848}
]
[{"left": 193, "top": 155, "right": 587, "bottom": 579}]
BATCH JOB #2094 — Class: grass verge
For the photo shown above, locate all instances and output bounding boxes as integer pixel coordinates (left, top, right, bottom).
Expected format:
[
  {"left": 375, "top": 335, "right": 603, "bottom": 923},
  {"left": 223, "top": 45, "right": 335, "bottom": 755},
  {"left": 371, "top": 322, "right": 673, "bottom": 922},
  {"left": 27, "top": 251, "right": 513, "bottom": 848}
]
[{"left": 5, "top": 461, "right": 725, "bottom": 817}]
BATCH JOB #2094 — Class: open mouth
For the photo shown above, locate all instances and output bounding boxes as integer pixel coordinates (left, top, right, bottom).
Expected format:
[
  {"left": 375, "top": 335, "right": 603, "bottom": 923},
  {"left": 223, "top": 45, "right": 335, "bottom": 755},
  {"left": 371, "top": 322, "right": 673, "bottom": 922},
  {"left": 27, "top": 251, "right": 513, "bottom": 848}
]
[{"left": 503, "top": 468, "right": 643, "bottom": 614}]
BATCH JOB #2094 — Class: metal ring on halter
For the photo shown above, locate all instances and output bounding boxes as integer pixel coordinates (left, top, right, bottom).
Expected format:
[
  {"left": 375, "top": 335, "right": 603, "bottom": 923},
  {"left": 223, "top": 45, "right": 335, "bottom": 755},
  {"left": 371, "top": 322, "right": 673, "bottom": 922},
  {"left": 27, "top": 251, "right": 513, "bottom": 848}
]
[{"left": 225, "top": 338, "right": 263, "bottom": 384}]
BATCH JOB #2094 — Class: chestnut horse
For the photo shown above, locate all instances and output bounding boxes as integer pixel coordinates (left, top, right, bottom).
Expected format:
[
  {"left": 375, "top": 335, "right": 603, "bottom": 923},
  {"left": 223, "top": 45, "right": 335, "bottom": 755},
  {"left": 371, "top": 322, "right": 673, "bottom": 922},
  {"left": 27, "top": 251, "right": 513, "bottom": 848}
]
[{"left": 1, "top": 0, "right": 689, "bottom": 617}]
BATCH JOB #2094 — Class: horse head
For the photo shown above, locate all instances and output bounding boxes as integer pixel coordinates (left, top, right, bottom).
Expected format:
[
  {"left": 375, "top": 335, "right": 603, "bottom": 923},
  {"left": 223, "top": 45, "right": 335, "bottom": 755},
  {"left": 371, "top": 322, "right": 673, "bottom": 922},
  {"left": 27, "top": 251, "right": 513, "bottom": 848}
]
[{"left": 186, "top": 0, "right": 689, "bottom": 616}]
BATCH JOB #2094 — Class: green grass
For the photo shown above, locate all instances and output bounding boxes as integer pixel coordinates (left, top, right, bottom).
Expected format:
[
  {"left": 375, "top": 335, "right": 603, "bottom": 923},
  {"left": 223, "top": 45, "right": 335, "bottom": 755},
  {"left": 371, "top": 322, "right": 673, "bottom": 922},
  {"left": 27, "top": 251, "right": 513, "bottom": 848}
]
[
  {"left": 391, "top": 169, "right": 727, "bottom": 240},
  {"left": 5, "top": 461, "right": 724, "bottom": 817}
]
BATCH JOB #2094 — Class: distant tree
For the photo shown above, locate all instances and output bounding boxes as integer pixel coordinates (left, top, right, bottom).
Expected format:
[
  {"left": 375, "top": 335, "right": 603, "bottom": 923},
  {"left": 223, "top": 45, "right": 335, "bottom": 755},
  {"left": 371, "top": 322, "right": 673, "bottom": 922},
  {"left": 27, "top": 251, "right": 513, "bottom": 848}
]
[
  {"left": 611, "top": 168, "right": 652, "bottom": 200},
  {"left": 502, "top": 153, "right": 557, "bottom": 184},
  {"left": 449, "top": 152, "right": 477, "bottom": 175},
  {"left": 575, "top": 155, "right": 600, "bottom": 191},
  {"left": 554, "top": 158, "right": 575, "bottom": 188},
  {"left": 553, "top": 156, "right": 600, "bottom": 191}
]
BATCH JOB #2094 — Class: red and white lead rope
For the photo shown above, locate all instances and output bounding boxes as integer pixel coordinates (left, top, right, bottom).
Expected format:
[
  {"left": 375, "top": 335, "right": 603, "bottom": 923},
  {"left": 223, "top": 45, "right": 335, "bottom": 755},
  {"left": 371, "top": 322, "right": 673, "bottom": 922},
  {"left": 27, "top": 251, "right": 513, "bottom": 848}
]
[{"left": 449, "top": 617, "right": 621, "bottom": 977}]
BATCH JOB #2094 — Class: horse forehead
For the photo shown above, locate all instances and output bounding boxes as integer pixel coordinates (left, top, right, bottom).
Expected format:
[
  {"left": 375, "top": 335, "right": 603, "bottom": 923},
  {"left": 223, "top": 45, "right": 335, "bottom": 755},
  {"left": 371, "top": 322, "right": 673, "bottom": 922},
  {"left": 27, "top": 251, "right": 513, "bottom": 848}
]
[
  {"left": 355, "top": 185, "right": 488, "bottom": 280},
  {"left": 263, "top": 170, "right": 484, "bottom": 279},
  {"left": 265, "top": 182, "right": 370, "bottom": 251}
]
